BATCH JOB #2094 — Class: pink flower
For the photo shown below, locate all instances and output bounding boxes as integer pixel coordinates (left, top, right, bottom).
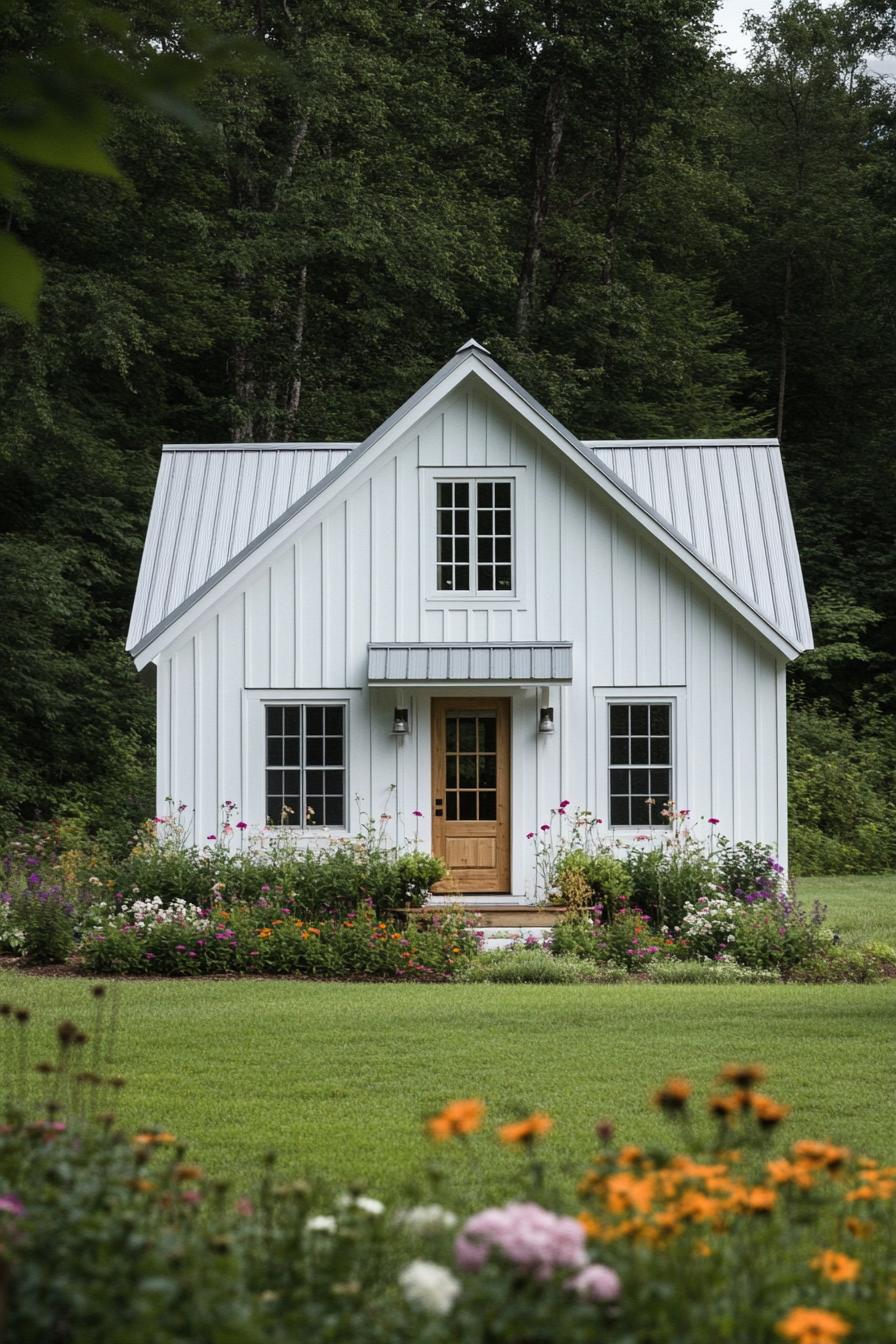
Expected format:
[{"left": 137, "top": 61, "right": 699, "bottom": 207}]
[
  {"left": 540, "top": 824, "right": 551, "bottom": 832},
  {"left": 223, "top": 823, "right": 234, "bottom": 836},
  {"left": 180, "top": 1189, "right": 201, "bottom": 1206},
  {"left": 0, "top": 1194, "right": 25, "bottom": 1216},
  {"left": 595, "top": 818, "right": 603, "bottom": 824},
  {"left": 234, "top": 1198, "right": 254, "bottom": 1217},
  {"left": 455, "top": 1203, "right": 586, "bottom": 1281},
  {"left": 236, "top": 821, "right": 248, "bottom": 830},
  {"left": 560, "top": 800, "right": 570, "bottom": 808},
  {"left": 526, "top": 832, "right": 534, "bottom": 839},
  {"left": 708, "top": 817, "right": 720, "bottom": 825},
  {"left": 153, "top": 817, "right": 167, "bottom": 824},
  {"left": 207, "top": 834, "right": 216, "bottom": 841},
  {"left": 634, "top": 834, "right": 650, "bottom": 841},
  {"left": 412, "top": 810, "right": 423, "bottom": 818},
  {"left": 558, "top": 808, "right": 567, "bottom": 816},
  {"left": 565, "top": 1263, "right": 621, "bottom": 1303}
]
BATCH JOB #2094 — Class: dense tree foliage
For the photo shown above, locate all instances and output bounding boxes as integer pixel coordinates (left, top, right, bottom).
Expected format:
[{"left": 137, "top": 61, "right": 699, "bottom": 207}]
[{"left": 0, "top": 0, "right": 893, "bottom": 866}]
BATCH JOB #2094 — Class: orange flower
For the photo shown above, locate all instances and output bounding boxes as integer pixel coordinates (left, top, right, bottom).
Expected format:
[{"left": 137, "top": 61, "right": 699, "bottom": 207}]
[
  {"left": 719, "top": 1062, "right": 767, "bottom": 1088},
  {"left": 708, "top": 1094, "right": 739, "bottom": 1119},
  {"left": 308, "top": 927, "right": 320, "bottom": 935},
  {"left": 766, "top": 1158, "right": 813, "bottom": 1189},
  {"left": 174, "top": 1163, "right": 203, "bottom": 1182},
  {"left": 844, "top": 1216, "right": 875, "bottom": 1239},
  {"left": 498, "top": 1112, "right": 553, "bottom": 1145},
  {"left": 653, "top": 1076, "right": 692, "bottom": 1112},
  {"left": 258, "top": 928, "right": 272, "bottom": 939},
  {"left": 776, "top": 1307, "right": 851, "bottom": 1344},
  {"left": 128, "top": 1177, "right": 156, "bottom": 1193},
  {"left": 751, "top": 1094, "right": 791, "bottom": 1128},
  {"left": 810, "top": 1250, "right": 861, "bottom": 1284},
  {"left": 792, "top": 1140, "right": 850, "bottom": 1171},
  {"left": 577, "top": 1210, "right": 604, "bottom": 1239},
  {"left": 272, "top": 919, "right": 283, "bottom": 926},
  {"left": 737, "top": 1185, "right": 777, "bottom": 1214},
  {"left": 426, "top": 1098, "right": 485, "bottom": 1142}
]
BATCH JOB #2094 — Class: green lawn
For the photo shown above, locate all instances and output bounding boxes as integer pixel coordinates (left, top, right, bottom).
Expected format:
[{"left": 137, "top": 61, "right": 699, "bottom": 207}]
[
  {"left": 3, "top": 971, "right": 895, "bottom": 1203},
  {"left": 2, "top": 875, "right": 893, "bottom": 1200},
  {"left": 800, "top": 872, "right": 896, "bottom": 946}
]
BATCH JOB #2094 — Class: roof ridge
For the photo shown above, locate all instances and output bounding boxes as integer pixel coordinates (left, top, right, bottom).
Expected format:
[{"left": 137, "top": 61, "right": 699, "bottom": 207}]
[
  {"left": 583, "top": 438, "right": 779, "bottom": 448},
  {"left": 162, "top": 442, "right": 359, "bottom": 452}
]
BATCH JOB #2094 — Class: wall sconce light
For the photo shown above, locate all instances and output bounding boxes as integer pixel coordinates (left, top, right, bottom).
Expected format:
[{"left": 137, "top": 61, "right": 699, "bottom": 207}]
[
  {"left": 538, "top": 706, "right": 554, "bottom": 734},
  {"left": 392, "top": 707, "right": 410, "bottom": 736}
]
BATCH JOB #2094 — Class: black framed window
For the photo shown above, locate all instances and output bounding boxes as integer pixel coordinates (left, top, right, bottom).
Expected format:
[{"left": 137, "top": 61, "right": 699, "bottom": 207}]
[
  {"left": 609, "top": 703, "right": 672, "bottom": 826},
  {"left": 265, "top": 704, "right": 345, "bottom": 827},
  {"left": 436, "top": 480, "right": 512, "bottom": 593}
]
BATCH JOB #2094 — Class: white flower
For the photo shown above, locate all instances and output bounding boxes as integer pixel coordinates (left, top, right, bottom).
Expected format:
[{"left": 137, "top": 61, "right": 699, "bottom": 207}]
[
  {"left": 306, "top": 1215, "right": 337, "bottom": 1234},
  {"left": 395, "top": 1204, "right": 458, "bottom": 1235},
  {"left": 338, "top": 1194, "right": 384, "bottom": 1216},
  {"left": 399, "top": 1260, "right": 460, "bottom": 1316}
]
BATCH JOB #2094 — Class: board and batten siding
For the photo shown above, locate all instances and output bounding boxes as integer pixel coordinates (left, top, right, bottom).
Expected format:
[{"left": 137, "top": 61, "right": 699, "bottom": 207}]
[{"left": 154, "top": 382, "right": 788, "bottom": 887}]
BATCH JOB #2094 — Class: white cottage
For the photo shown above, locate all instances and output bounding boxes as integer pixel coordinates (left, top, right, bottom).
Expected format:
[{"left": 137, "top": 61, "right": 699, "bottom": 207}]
[{"left": 127, "top": 340, "right": 812, "bottom": 895}]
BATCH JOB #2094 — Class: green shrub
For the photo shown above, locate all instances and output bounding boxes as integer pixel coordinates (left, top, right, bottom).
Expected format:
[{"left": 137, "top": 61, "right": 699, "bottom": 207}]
[
  {"left": 785, "top": 945, "right": 882, "bottom": 983},
  {"left": 714, "top": 840, "right": 784, "bottom": 899},
  {"left": 550, "top": 912, "right": 667, "bottom": 971},
  {"left": 625, "top": 845, "right": 716, "bottom": 930},
  {"left": 788, "top": 705, "right": 896, "bottom": 874},
  {"left": 729, "top": 898, "right": 825, "bottom": 973},
  {"left": 645, "top": 960, "right": 781, "bottom": 985},
  {"left": 19, "top": 891, "right": 74, "bottom": 964},
  {"left": 456, "top": 948, "right": 624, "bottom": 984},
  {"left": 554, "top": 852, "right": 632, "bottom": 917}
]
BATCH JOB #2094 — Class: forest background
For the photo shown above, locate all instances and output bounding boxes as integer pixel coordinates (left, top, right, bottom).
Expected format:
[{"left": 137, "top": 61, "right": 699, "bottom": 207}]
[{"left": 1, "top": 0, "right": 894, "bottom": 874}]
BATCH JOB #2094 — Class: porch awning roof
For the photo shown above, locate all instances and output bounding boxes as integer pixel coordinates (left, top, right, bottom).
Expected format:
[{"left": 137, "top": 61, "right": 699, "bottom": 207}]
[{"left": 367, "top": 642, "right": 573, "bottom": 683}]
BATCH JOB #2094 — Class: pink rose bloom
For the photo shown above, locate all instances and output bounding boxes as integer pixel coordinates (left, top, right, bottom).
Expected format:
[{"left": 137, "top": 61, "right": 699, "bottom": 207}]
[
  {"left": 455, "top": 1203, "right": 586, "bottom": 1281},
  {"left": 565, "top": 1263, "right": 622, "bottom": 1303}
]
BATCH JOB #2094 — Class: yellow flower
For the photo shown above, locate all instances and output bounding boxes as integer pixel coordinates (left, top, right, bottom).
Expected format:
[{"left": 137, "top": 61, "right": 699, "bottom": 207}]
[
  {"left": 810, "top": 1250, "right": 861, "bottom": 1283},
  {"left": 426, "top": 1098, "right": 486, "bottom": 1141},
  {"left": 258, "top": 928, "right": 272, "bottom": 939},
  {"left": 498, "top": 1112, "right": 553, "bottom": 1145},
  {"left": 767, "top": 1158, "right": 814, "bottom": 1189},
  {"left": 750, "top": 1093, "right": 791, "bottom": 1128},
  {"left": 775, "top": 1307, "right": 851, "bottom": 1344}
]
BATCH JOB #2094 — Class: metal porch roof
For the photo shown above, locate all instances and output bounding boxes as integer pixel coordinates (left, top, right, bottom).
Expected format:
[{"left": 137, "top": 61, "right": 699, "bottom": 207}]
[{"left": 367, "top": 643, "right": 573, "bottom": 683}]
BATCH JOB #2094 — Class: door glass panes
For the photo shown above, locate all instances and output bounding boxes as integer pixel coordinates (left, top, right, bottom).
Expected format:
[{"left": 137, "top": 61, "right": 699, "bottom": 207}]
[
  {"left": 265, "top": 704, "right": 345, "bottom": 827},
  {"left": 436, "top": 480, "right": 513, "bottom": 593},
  {"left": 444, "top": 711, "right": 498, "bottom": 820},
  {"left": 608, "top": 703, "right": 672, "bottom": 826}
]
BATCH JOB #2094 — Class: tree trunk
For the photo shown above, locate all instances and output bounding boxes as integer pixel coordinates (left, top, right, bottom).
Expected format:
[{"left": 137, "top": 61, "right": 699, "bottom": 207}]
[
  {"left": 515, "top": 79, "right": 566, "bottom": 342},
  {"left": 776, "top": 253, "right": 792, "bottom": 442},
  {"left": 282, "top": 264, "right": 308, "bottom": 438}
]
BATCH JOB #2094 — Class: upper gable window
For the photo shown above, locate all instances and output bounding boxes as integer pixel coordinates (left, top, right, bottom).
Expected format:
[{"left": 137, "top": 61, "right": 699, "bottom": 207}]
[{"left": 436, "top": 480, "right": 513, "bottom": 594}]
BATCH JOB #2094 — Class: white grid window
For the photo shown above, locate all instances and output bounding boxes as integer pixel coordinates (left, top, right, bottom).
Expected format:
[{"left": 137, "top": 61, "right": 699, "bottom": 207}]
[
  {"left": 436, "top": 480, "right": 512, "bottom": 593},
  {"left": 265, "top": 704, "right": 345, "bottom": 827},
  {"left": 609, "top": 703, "right": 672, "bottom": 826}
]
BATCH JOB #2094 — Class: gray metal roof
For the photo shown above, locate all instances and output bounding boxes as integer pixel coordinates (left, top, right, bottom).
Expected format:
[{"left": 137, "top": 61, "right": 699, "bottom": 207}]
[
  {"left": 582, "top": 441, "right": 812, "bottom": 651},
  {"left": 128, "top": 342, "right": 812, "bottom": 660},
  {"left": 127, "top": 444, "right": 355, "bottom": 650},
  {"left": 368, "top": 642, "right": 573, "bottom": 682}
]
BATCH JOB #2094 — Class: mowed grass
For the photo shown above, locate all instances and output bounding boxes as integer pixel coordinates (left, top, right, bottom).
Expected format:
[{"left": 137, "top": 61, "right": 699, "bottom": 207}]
[
  {"left": 800, "top": 872, "right": 896, "bottom": 946},
  {"left": 2, "top": 970, "right": 894, "bottom": 1202}
]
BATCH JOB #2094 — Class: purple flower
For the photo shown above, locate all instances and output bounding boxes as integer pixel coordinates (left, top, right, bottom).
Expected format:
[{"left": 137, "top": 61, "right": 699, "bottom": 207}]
[
  {"left": 145, "top": 953, "right": 155, "bottom": 961},
  {"left": 0, "top": 1194, "right": 25, "bottom": 1217},
  {"left": 455, "top": 1203, "right": 586, "bottom": 1280},
  {"left": 565, "top": 1264, "right": 621, "bottom": 1303},
  {"left": 260, "top": 884, "right": 271, "bottom": 894},
  {"left": 27, "top": 872, "right": 40, "bottom": 886}
]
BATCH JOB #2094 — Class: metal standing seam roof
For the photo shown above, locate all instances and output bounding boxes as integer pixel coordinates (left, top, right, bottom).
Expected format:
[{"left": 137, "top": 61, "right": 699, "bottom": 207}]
[
  {"left": 128, "top": 342, "right": 812, "bottom": 660},
  {"left": 127, "top": 444, "right": 356, "bottom": 650},
  {"left": 582, "top": 441, "right": 812, "bottom": 652},
  {"left": 367, "top": 642, "right": 573, "bottom": 683}
]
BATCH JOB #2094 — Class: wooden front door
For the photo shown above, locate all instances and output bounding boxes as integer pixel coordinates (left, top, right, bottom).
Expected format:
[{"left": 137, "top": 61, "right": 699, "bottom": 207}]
[{"left": 431, "top": 698, "right": 510, "bottom": 893}]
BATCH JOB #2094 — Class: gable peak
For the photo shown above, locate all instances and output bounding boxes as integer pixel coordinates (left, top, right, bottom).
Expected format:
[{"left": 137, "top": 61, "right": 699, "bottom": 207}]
[{"left": 455, "top": 337, "right": 491, "bottom": 355}]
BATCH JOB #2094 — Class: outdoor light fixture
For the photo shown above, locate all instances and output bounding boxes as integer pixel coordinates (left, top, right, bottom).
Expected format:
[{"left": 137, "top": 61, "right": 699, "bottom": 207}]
[
  {"left": 538, "top": 706, "right": 554, "bottom": 734},
  {"left": 391, "top": 707, "right": 410, "bottom": 736}
]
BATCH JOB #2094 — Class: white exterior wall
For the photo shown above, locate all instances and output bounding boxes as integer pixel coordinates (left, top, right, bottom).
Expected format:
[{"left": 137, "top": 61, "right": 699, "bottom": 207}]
[{"left": 153, "top": 382, "right": 788, "bottom": 889}]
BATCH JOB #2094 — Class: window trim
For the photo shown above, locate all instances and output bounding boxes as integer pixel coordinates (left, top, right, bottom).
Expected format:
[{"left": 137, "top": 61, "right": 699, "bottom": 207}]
[
  {"left": 429, "top": 473, "right": 518, "bottom": 600},
  {"left": 592, "top": 688, "right": 685, "bottom": 832},
  {"left": 246, "top": 691, "right": 353, "bottom": 834}
]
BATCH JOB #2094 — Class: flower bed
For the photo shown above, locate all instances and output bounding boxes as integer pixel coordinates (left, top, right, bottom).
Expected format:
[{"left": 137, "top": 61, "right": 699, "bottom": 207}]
[{"left": 1, "top": 998, "right": 894, "bottom": 1342}]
